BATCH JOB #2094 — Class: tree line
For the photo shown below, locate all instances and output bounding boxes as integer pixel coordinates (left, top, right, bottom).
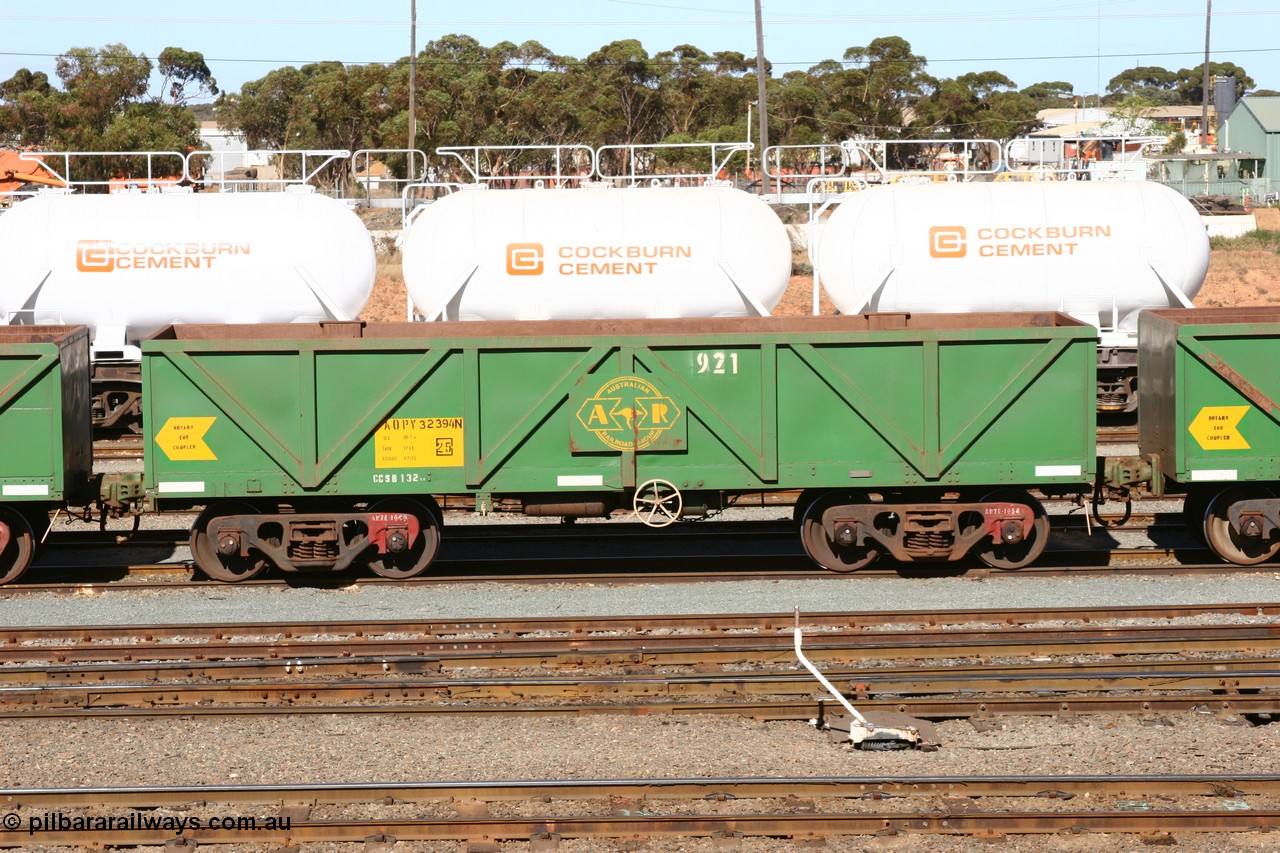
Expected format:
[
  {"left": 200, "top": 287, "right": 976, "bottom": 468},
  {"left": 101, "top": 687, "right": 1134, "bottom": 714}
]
[{"left": 0, "top": 34, "right": 1270, "bottom": 184}]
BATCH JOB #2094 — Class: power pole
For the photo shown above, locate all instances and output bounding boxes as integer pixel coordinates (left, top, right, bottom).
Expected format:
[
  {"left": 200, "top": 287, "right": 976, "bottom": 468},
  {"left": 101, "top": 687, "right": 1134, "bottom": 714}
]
[
  {"left": 1200, "top": 0, "right": 1211, "bottom": 147},
  {"left": 747, "top": 0, "right": 768, "bottom": 194},
  {"left": 409, "top": 0, "right": 418, "bottom": 177}
]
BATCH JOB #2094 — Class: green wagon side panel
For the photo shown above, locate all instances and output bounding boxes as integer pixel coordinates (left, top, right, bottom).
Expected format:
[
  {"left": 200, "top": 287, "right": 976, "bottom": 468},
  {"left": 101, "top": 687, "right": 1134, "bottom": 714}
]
[
  {"left": 0, "top": 326, "right": 92, "bottom": 503},
  {"left": 143, "top": 315, "right": 1096, "bottom": 503},
  {"left": 1140, "top": 307, "right": 1280, "bottom": 484}
]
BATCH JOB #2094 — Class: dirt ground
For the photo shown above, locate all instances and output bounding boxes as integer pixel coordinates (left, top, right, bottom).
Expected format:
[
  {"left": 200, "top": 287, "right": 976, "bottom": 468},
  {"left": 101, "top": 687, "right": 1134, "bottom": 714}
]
[
  {"left": 1197, "top": 205, "right": 1280, "bottom": 307},
  {"left": 359, "top": 205, "right": 1280, "bottom": 322}
]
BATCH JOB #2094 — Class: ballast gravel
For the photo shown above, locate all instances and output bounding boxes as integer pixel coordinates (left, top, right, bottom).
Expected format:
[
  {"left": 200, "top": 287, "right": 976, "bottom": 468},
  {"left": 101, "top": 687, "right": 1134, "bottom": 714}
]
[
  {"left": 1, "top": 712, "right": 1278, "bottom": 853},
  {"left": 3, "top": 571, "right": 1280, "bottom": 626}
]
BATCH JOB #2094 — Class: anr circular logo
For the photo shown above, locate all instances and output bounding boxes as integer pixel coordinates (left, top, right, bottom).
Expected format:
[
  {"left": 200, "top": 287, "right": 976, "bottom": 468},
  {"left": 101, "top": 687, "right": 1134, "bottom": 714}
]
[{"left": 575, "top": 375, "right": 681, "bottom": 451}]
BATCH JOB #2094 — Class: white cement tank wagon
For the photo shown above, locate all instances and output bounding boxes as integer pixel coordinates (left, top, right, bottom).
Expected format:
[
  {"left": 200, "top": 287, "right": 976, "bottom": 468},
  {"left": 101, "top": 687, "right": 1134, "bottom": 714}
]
[
  {"left": 401, "top": 184, "right": 792, "bottom": 320},
  {"left": 813, "top": 181, "right": 1210, "bottom": 412},
  {"left": 815, "top": 181, "right": 1207, "bottom": 329},
  {"left": 0, "top": 190, "right": 375, "bottom": 429},
  {"left": 0, "top": 190, "right": 375, "bottom": 350}
]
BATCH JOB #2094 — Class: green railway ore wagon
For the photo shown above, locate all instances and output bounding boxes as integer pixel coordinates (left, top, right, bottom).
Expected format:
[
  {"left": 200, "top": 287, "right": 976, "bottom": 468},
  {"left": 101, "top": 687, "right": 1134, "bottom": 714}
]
[
  {"left": 1139, "top": 307, "right": 1280, "bottom": 565},
  {"left": 0, "top": 326, "right": 93, "bottom": 583},
  {"left": 142, "top": 314, "right": 1096, "bottom": 581}
]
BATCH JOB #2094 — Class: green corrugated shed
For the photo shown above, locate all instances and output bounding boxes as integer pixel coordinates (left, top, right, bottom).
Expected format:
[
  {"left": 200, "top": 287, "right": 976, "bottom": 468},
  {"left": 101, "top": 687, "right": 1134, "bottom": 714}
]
[{"left": 1223, "top": 96, "right": 1280, "bottom": 194}]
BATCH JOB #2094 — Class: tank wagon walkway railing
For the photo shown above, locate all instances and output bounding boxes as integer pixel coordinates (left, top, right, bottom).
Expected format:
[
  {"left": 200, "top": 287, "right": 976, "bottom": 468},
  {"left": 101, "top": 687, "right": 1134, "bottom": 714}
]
[{"left": 11, "top": 139, "right": 1269, "bottom": 214}]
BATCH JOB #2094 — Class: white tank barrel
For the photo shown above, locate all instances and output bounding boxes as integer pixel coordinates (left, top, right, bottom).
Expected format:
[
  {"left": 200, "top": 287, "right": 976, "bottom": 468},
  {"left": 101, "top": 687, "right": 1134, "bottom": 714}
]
[
  {"left": 0, "top": 192, "right": 375, "bottom": 347},
  {"left": 815, "top": 182, "right": 1209, "bottom": 338},
  {"left": 402, "top": 185, "right": 792, "bottom": 320}
]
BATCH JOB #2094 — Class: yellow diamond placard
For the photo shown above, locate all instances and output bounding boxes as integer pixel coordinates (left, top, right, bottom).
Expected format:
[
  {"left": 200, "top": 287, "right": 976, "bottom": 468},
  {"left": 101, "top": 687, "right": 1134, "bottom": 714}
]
[
  {"left": 155, "top": 416, "right": 218, "bottom": 461},
  {"left": 1188, "top": 405, "right": 1251, "bottom": 450}
]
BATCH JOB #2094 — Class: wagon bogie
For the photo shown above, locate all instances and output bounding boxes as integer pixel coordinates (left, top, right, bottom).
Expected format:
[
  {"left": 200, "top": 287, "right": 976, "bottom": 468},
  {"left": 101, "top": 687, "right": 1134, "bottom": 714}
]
[
  {"left": 796, "top": 488, "right": 1049, "bottom": 570},
  {"left": 188, "top": 497, "right": 442, "bottom": 580}
]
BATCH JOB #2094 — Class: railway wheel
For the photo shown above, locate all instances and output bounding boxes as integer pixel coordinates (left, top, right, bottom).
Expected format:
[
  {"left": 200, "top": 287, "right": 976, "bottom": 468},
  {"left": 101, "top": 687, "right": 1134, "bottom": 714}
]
[
  {"left": 974, "top": 489, "right": 1049, "bottom": 570},
  {"left": 190, "top": 501, "right": 271, "bottom": 582},
  {"left": 1204, "top": 486, "right": 1280, "bottom": 566},
  {"left": 799, "top": 492, "right": 880, "bottom": 572},
  {"left": 367, "top": 498, "right": 441, "bottom": 579},
  {"left": 0, "top": 507, "right": 35, "bottom": 585},
  {"left": 633, "top": 479, "right": 682, "bottom": 528}
]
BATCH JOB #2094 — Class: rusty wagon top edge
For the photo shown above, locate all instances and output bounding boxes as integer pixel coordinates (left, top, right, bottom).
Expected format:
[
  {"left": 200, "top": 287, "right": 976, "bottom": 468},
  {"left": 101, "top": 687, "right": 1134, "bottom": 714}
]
[{"left": 145, "top": 311, "right": 1092, "bottom": 342}]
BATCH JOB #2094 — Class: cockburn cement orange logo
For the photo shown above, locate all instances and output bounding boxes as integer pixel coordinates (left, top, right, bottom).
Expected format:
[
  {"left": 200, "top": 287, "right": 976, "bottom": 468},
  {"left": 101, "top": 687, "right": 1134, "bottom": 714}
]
[
  {"left": 75, "top": 240, "right": 250, "bottom": 272},
  {"left": 928, "top": 226, "right": 966, "bottom": 258},
  {"left": 927, "top": 225, "right": 1112, "bottom": 259},
  {"left": 505, "top": 242, "right": 692, "bottom": 277},
  {"left": 575, "top": 376, "right": 682, "bottom": 451},
  {"left": 505, "top": 243, "right": 544, "bottom": 275}
]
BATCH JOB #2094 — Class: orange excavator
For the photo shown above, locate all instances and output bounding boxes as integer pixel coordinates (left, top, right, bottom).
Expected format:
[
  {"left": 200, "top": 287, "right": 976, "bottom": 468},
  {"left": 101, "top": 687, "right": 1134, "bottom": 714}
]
[{"left": 0, "top": 151, "right": 67, "bottom": 193}]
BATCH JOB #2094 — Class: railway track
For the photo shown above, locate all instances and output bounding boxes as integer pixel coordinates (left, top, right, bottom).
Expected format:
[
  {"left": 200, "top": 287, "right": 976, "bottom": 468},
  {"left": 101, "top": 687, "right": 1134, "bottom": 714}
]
[
  {"left": 2, "top": 605, "right": 1278, "bottom": 722},
  {"left": 5, "top": 601, "right": 1278, "bottom": 653},
  {"left": 2, "top": 775, "right": 1277, "bottom": 846},
  {"left": 90, "top": 440, "right": 144, "bottom": 461},
  {"left": 1096, "top": 423, "right": 1139, "bottom": 446},
  {"left": 2, "top": 661, "right": 1277, "bottom": 719},
  {"left": 4, "top": 604, "right": 1274, "bottom": 848}
]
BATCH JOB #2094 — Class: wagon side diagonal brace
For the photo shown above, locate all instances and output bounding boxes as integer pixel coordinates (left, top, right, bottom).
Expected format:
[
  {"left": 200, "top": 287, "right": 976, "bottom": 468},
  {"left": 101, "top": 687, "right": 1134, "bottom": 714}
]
[
  {"left": 466, "top": 345, "right": 615, "bottom": 489},
  {"left": 159, "top": 351, "right": 308, "bottom": 485},
  {"left": 0, "top": 354, "right": 56, "bottom": 412},
  {"left": 790, "top": 341, "right": 929, "bottom": 479},
  {"left": 1178, "top": 337, "right": 1280, "bottom": 421},
  {"left": 312, "top": 346, "right": 454, "bottom": 484},
  {"left": 935, "top": 337, "right": 1075, "bottom": 475}
]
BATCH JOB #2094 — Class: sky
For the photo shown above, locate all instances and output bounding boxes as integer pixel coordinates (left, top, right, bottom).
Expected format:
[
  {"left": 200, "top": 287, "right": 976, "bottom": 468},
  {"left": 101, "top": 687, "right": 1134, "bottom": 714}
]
[{"left": 1, "top": 1, "right": 1278, "bottom": 105}]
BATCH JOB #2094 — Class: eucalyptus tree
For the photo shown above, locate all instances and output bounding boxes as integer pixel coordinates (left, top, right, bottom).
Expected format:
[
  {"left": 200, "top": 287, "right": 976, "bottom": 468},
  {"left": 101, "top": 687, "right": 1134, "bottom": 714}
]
[{"left": 0, "top": 43, "right": 202, "bottom": 180}]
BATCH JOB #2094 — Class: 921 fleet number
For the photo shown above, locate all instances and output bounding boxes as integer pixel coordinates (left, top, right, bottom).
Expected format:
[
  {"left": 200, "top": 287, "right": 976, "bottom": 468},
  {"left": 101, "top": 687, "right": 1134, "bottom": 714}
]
[{"left": 696, "top": 351, "right": 738, "bottom": 375}]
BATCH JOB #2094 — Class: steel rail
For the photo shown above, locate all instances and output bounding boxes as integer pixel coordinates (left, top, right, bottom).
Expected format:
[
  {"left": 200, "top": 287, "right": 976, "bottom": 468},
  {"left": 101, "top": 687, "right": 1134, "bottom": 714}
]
[
  {"left": 3, "top": 621, "right": 1280, "bottom": 667},
  {"left": 4, "top": 774, "right": 1279, "bottom": 808},
  {"left": 5, "top": 651, "right": 1278, "bottom": 690},
  {"left": 1, "top": 808, "right": 1276, "bottom": 846},
  {"left": 5, "top": 602, "right": 1276, "bottom": 643},
  {"left": 3, "top": 664, "right": 1278, "bottom": 709},
  {"left": 0, "top": 691, "right": 1273, "bottom": 720}
]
